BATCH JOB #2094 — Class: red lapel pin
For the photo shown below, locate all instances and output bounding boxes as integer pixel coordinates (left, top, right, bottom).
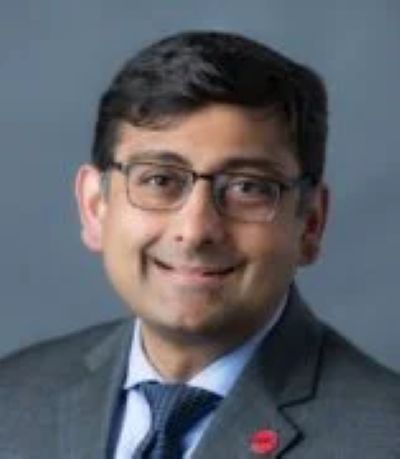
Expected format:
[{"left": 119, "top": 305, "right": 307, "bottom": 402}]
[{"left": 250, "top": 429, "right": 279, "bottom": 455}]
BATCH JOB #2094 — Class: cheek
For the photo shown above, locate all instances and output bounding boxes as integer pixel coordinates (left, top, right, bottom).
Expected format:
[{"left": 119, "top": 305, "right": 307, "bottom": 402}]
[
  {"left": 103, "top": 205, "right": 162, "bottom": 249},
  {"left": 240, "top": 223, "right": 302, "bottom": 282},
  {"left": 101, "top": 207, "right": 164, "bottom": 287}
]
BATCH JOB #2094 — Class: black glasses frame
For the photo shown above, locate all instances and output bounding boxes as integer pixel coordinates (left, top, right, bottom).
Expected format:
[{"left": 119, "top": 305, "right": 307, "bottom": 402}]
[{"left": 105, "top": 160, "right": 315, "bottom": 222}]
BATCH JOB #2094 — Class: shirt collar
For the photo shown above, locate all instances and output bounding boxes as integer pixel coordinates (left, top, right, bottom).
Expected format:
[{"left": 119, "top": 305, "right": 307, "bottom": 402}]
[{"left": 124, "top": 292, "right": 287, "bottom": 396}]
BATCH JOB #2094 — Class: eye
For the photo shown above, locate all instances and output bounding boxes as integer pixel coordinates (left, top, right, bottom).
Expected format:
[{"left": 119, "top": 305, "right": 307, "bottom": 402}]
[
  {"left": 141, "top": 172, "right": 176, "bottom": 187},
  {"left": 129, "top": 164, "right": 189, "bottom": 203},
  {"left": 134, "top": 166, "right": 184, "bottom": 188},
  {"left": 234, "top": 179, "right": 263, "bottom": 193},
  {"left": 228, "top": 177, "right": 278, "bottom": 201}
]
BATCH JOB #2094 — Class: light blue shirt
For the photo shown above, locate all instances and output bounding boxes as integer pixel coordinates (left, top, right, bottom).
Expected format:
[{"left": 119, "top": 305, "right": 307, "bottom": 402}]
[{"left": 114, "top": 296, "right": 286, "bottom": 458}]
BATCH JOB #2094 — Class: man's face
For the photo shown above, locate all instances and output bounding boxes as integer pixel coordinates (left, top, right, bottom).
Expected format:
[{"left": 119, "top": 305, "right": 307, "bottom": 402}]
[{"left": 76, "top": 104, "right": 327, "bottom": 348}]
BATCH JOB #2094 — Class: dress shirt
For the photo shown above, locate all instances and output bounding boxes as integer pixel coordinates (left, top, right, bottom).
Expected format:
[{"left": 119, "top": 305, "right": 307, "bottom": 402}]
[{"left": 114, "top": 294, "right": 287, "bottom": 458}]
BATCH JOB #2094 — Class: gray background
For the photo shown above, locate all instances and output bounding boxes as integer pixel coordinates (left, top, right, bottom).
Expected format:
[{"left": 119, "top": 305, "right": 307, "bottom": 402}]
[{"left": 0, "top": 0, "right": 399, "bottom": 371}]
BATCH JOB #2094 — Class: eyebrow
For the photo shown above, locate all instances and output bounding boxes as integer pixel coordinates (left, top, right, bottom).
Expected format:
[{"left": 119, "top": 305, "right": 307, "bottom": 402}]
[
  {"left": 220, "top": 157, "right": 287, "bottom": 176},
  {"left": 125, "top": 150, "right": 191, "bottom": 166},
  {"left": 124, "top": 149, "right": 288, "bottom": 176}
]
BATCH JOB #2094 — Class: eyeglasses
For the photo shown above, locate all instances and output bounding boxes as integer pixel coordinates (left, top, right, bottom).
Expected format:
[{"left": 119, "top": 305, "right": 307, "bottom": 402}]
[{"left": 106, "top": 160, "right": 314, "bottom": 223}]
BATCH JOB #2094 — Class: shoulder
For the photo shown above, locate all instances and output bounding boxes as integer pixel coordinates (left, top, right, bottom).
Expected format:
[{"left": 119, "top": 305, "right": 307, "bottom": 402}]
[
  {"left": 288, "top": 289, "right": 399, "bottom": 398},
  {"left": 0, "top": 319, "right": 132, "bottom": 454},
  {"left": 314, "top": 324, "right": 399, "bottom": 426},
  {"left": 320, "top": 324, "right": 399, "bottom": 392},
  {"left": 0, "top": 318, "right": 130, "bottom": 390},
  {"left": 277, "top": 321, "right": 400, "bottom": 457}
]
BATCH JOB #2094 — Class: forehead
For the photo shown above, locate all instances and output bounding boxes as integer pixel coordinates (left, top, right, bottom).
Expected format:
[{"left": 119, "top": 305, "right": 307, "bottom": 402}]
[{"left": 114, "top": 104, "right": 299, "bottom": 175}]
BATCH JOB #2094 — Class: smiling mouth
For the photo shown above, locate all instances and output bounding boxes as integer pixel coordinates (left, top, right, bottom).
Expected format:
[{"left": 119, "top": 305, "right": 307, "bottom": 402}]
[{"left": 151, "top": 257, "right": 239, "bottom": 277}]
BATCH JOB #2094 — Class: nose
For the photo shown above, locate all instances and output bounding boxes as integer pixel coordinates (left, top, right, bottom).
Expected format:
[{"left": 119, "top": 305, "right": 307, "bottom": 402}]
[{"left": 170, "top": 180, "right": 227, "bottom": 249}]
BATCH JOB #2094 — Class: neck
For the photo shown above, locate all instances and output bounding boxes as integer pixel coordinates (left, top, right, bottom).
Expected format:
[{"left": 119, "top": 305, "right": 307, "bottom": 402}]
[
  {"left": 140, "top": 328, "right": 221, "bottom": 381},
  {"left": 139, "top": 318, "right": 268, "bottom": 382}
]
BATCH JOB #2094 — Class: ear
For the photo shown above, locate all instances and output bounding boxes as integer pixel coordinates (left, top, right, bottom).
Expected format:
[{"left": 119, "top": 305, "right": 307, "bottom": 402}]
[
  {"left": 299, "top": 184, "right": 329, "bottom": 266},
  {"left": 74, "top": 164, "right": 107, "bottom": 252}
]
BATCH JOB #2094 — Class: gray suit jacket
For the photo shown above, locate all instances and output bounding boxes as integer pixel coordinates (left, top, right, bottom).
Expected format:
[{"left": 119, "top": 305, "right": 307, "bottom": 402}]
[{"left": 0, "top": 288, "right": 399, "bottom": 458}]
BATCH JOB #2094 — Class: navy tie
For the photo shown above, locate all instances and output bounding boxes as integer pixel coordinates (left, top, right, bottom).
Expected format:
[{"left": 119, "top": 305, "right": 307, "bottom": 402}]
[{"left": 133, "top": 381, "right": 221, "bottom": 459}]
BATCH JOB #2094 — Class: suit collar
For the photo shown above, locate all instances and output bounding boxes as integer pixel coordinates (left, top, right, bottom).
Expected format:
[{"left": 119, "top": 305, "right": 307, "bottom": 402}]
[
  {"left": 58, "top": 320, "right": 133, "bottom": 459},
  {"left": 193, "top": 286, "right": 324, "bottom": 458}
]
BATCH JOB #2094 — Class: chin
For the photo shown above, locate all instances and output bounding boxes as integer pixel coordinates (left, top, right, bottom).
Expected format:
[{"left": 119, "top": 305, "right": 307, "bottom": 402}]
[{"left": 145, "top": 304, "right": 227, "bottom": 340}]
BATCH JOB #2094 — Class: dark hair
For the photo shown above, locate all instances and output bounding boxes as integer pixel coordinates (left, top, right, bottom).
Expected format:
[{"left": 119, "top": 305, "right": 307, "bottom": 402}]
[{"left": 92, "top": 31, "right": 328, "bottom": 181}]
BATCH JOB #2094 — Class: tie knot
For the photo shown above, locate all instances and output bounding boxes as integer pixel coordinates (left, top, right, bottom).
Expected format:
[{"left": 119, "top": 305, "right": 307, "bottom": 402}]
[{"left": 137, "top": 381, "right": 221, "bottom": 437}]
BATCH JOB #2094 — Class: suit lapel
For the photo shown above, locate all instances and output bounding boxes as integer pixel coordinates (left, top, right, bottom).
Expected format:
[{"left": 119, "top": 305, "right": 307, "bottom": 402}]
[
  {"left": 57, "top": 320, "right": 133, "bottom": 459},
  {"left": 193, "top": 286, "right": 324, "bottom": 458},
  {"left": 191, "top": 371, "right": 299, "bottom": 459}
]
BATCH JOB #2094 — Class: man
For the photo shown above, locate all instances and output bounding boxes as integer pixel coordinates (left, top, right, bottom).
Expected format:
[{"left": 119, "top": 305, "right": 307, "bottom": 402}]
[{"left": 0, "top": 31, "right": 398, "bottom": 458}]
